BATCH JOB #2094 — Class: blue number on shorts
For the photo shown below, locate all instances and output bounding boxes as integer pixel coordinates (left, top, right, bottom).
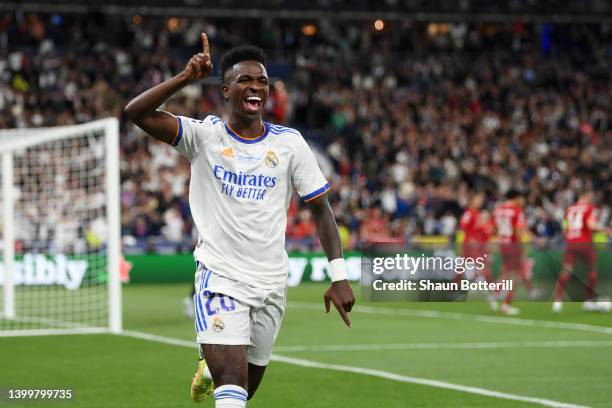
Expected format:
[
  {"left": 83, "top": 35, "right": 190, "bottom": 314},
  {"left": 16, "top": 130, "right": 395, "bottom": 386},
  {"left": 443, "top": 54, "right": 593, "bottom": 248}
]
[
  {"left": 204, "top": 291, "right": 236, "bottom": 315},
  {"left": 219, "top": 294, "right": 236, "bottom": 312},
  {"left": 204, "top": 290, "right": 219, "bottom": 316}
]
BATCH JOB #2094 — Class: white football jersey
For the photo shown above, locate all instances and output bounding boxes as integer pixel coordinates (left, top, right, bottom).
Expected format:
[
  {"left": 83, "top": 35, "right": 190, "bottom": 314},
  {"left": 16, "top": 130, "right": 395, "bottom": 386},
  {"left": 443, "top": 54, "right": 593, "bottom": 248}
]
[{"left": 171, "top": 114, "right": 328, "bottom": 289}]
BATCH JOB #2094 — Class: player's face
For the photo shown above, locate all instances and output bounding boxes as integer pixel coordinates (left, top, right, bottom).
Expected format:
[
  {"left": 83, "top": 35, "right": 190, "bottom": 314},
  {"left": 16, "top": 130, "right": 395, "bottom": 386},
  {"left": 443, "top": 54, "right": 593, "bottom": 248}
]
[
  {"left": 223, "top": 61, "right": 269, "bottom": 121},
  {"left": 473, "top": 193, "right": 484, "bottom": 209}
]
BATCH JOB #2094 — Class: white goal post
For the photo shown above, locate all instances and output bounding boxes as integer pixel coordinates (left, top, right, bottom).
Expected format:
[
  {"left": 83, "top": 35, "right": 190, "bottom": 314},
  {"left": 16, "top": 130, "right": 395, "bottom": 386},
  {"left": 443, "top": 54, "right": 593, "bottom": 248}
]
[{"left": 0, "top": 118, "right": 121, "bottom": 336}]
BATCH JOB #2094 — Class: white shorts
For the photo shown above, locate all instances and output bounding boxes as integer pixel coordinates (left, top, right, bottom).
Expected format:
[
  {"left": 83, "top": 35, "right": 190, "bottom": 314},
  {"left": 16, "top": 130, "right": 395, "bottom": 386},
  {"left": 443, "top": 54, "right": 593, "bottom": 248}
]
[{"left": 192, "top": 262, "right": 287, "bottom": 366}]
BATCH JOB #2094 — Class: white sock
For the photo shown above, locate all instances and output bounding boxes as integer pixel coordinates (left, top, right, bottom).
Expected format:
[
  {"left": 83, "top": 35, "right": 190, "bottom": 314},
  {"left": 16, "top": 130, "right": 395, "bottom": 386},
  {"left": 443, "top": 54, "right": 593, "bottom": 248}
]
[{"left": 214, "top": 384, "right": 248, "bottom": 407}]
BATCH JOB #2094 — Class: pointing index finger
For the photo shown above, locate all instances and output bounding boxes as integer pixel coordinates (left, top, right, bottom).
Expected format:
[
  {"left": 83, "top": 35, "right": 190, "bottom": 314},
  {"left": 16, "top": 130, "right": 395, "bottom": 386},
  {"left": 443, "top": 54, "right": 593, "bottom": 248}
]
[
  {"left": 333, "top": 300, "right": 352, "bottom": 328},
  {"left": 201, "top": 32, "right": 209, "bottom": 55}
]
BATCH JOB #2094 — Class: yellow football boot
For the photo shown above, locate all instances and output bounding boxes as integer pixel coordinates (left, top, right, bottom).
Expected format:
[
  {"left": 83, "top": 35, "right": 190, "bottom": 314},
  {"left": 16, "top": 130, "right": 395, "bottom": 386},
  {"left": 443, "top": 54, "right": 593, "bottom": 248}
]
[{"left": 191, "top": 358, "right": 214, "bottom": 402}]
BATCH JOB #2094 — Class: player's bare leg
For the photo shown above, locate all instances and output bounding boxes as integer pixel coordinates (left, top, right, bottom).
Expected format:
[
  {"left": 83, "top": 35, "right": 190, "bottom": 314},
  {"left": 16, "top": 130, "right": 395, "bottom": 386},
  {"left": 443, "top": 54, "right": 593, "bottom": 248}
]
[
  {"left": 501, "top": 289, "right": 519, "bottom": 315},
  {"left": 246, "top": 363, "right": 267, "bottom": 399},
  {"left": 501, "top": 267, "right": 520, "bottom": 315},
  {"left": 200, "top": 344, "right": 249, "bottom": 406},
  {"left": 586, "top": 269, "right": 598, "bottom": 298},
  {"left": 490, "top": 264, "right": 510, "bottom": 312},
  {"left": 553, "top": 263, "right": 572, "bottom": 313},
  {"left": 520, "top": 257, "right": 540, "bottom": 298},
  {"left": 583, "top": 268, "right": 601, "bottom": 311},
  {"left": 481, "top": 267, "right": 499, "bottom": 311}
]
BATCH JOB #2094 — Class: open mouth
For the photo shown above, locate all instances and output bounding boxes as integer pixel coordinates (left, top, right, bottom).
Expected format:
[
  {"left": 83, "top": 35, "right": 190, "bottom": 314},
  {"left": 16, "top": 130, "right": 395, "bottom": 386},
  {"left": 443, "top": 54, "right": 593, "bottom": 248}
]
[{"left": 243, "top": 96, "right": 262, "bottom": 113}]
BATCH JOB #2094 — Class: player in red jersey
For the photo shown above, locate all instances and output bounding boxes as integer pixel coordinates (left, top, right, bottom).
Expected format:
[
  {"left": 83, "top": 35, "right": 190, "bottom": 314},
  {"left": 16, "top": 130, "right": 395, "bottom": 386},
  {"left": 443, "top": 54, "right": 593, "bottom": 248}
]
[
  {"left": 492, "top": 190, "right": 538, "bottom": 315},
  {"left": 460, "top": 194, "right": 483, "bottom": 247},
  {"left": 553, "top": 191, "right": 612, "bottom": 313},
  {"left": 457, "top": 193, "right": 497, "bottom": 309}
]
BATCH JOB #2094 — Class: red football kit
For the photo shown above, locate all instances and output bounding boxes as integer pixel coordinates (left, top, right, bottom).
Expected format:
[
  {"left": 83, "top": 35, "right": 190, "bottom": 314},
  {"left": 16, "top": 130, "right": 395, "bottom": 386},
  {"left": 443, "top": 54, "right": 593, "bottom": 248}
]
[
  {"left": 493, "top": 203, "right": 525, "bottom": 270},
  {"left": 563, "top": 203, "right": 598, "bottom": 268}
]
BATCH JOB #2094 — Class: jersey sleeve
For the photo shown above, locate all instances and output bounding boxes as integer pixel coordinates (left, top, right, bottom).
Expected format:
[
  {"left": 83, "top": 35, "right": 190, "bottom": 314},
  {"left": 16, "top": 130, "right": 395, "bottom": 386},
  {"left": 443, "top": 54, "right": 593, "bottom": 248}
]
[
  {"left": 291, "top": 134, "right": 329, "bottom": 202},
  {"left": 515, "top": 210, "right": 527, "bottom": 230},
  {"left": 586, "top": 206, "right": 598, "bottom": 225},
  {"left": 170, "top": 115, "right": 213, "bottom": 161}
]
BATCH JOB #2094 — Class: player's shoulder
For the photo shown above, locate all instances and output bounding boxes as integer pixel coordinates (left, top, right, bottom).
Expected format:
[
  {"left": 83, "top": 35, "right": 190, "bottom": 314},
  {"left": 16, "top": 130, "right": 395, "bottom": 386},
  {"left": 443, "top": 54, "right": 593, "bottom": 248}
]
[
  {"left": 264, "top": 122, "right": 310, "bottom": 155},
  {"left": 505, "top": 203, "right": 520, "bottom": 213},
  {"left": 205, "top": 114, "right": 223, "bottom": 126},
  {"left": 586, "top": 204, "right": 598, "bottom": 216},
  {"left": 178, "top": 114, "right": 222, "bottom": 127},
  {"left": 462, "top": 208, "right": 475, "bottom": 219},
  {"left": 179, "top": 114, "right": 223, "bottom": 125},
  {"left": 265, "top": 122, "right": 302, "bottom": 139},
  {"left": 493, "top": 203, "right": 507, "bottom": 212},
  {"left": 569, "top": 202, "right": 593, "bottom": 212}
]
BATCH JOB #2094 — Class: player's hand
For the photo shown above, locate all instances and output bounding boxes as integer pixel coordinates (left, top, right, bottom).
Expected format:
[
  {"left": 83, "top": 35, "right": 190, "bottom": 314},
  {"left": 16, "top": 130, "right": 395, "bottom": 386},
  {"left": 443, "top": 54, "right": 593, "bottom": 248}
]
[
  {"left": 324, "top": 280, "right": 355, "bottom": 328},
  {"left": 183, "top": 33, "right": 213, "bottom": 82}
]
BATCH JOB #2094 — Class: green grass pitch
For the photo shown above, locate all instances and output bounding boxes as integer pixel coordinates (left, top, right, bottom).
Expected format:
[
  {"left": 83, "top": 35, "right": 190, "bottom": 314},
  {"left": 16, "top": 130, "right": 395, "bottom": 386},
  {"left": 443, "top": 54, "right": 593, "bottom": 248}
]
[{"left": 1, "top": 283, "right": 611, "bottom": 407}]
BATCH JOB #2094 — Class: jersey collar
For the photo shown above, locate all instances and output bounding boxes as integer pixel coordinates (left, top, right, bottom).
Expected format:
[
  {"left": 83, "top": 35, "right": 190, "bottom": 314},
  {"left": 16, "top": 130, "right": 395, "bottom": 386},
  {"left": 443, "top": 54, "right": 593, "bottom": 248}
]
[{"left": 224, "top": 121, "right": 269, "bottom": 144}]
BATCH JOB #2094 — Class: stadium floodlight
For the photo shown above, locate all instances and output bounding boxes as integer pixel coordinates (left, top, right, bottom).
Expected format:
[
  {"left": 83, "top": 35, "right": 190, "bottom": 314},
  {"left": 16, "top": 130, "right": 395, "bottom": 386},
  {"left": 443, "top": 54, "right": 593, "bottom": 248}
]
[{"left": 0, "top": 118, "right": 121, "bottom": 336}]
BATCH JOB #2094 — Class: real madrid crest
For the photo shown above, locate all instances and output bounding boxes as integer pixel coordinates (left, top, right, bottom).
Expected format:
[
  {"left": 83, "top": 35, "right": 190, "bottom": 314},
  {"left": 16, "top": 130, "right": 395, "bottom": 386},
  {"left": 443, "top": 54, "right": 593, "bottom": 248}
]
[
  {"left": 212, "top": 317, "right": 225, "bottom": 333},
  {"left": 265, "top": 150, "right": 279, "bottom": 168}
]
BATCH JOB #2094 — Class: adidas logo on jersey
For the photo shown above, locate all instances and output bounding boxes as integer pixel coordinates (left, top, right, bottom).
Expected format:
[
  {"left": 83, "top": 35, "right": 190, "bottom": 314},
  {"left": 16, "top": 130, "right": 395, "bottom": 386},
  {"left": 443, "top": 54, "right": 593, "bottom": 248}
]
[{"left": 222, "top": 147, "right": 234, "bottom": 158}]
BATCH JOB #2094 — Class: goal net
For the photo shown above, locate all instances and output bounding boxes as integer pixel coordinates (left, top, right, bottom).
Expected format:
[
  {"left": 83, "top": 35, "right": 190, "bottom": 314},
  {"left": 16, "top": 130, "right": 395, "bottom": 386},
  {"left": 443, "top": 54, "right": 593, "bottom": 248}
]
[{"left": 0, "top": 118, "right": 121, "bottom": 336}]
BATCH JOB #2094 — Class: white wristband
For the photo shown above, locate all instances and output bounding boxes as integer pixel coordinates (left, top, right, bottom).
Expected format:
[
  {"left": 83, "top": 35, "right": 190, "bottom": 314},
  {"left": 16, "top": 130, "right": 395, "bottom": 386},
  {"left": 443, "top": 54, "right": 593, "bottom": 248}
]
[{"left": 329, "top": 258, "right": 348, "bottom": 282}]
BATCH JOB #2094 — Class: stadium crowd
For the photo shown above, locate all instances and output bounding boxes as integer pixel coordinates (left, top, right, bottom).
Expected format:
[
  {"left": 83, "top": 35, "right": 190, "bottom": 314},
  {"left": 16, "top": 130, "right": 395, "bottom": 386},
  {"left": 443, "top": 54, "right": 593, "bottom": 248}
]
[{"left": 1, "top": 12, "right": 610, "bottom": 252}]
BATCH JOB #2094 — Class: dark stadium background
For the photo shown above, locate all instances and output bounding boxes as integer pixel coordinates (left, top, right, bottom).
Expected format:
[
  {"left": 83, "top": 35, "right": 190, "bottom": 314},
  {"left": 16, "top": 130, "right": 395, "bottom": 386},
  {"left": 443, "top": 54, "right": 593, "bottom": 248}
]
[
  {"left": 1, "top": 2, "right": 612, "bottom": 407},
  {"left": 2, "top": 0, "right": 610, "bottom": 256}
]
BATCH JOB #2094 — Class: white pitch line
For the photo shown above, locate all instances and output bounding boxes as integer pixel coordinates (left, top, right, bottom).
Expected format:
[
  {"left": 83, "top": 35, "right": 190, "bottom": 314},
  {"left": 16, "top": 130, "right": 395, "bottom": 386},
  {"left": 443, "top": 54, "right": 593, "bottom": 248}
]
[
  {"left": 0, "top": 314, "right": 93, "bottom": 329},
  {"left": 287, "top": 301, "right": 612, "bottom": 335},
  {"left": 274, "top": 340, "right": 612, "bottom": 353},
  {"left": 271, "top": 354, "right": 588, "bottom": 408},
  {"left": 0, "top": 327, "right": 109, "bottom": 338},
  {"left": 120, "top": 330, "right": 197, "bottom": 349},
  {"left": 117, "top": 330, "right": 589, "bottom": 408}
]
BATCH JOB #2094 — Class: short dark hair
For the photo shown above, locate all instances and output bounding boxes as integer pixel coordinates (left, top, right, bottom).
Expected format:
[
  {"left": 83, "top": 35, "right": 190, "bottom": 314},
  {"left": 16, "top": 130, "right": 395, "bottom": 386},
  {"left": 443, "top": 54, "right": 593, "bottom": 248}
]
[
  {"left": 220, "top": 45, "right": 266, "bottom": 82},
  {"left": 506, "top": 189, "right": 522, "bottom": 200}
]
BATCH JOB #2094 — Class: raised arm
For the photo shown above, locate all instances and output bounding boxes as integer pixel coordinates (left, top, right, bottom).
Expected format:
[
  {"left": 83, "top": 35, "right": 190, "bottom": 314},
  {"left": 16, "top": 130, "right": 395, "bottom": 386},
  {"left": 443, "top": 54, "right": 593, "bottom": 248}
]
[
  {"left": 306, "top": 194, "right": 355, "bottom": 327},
  {"left": 123, "top": 33, "right": 213, "bottom": 143}
]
